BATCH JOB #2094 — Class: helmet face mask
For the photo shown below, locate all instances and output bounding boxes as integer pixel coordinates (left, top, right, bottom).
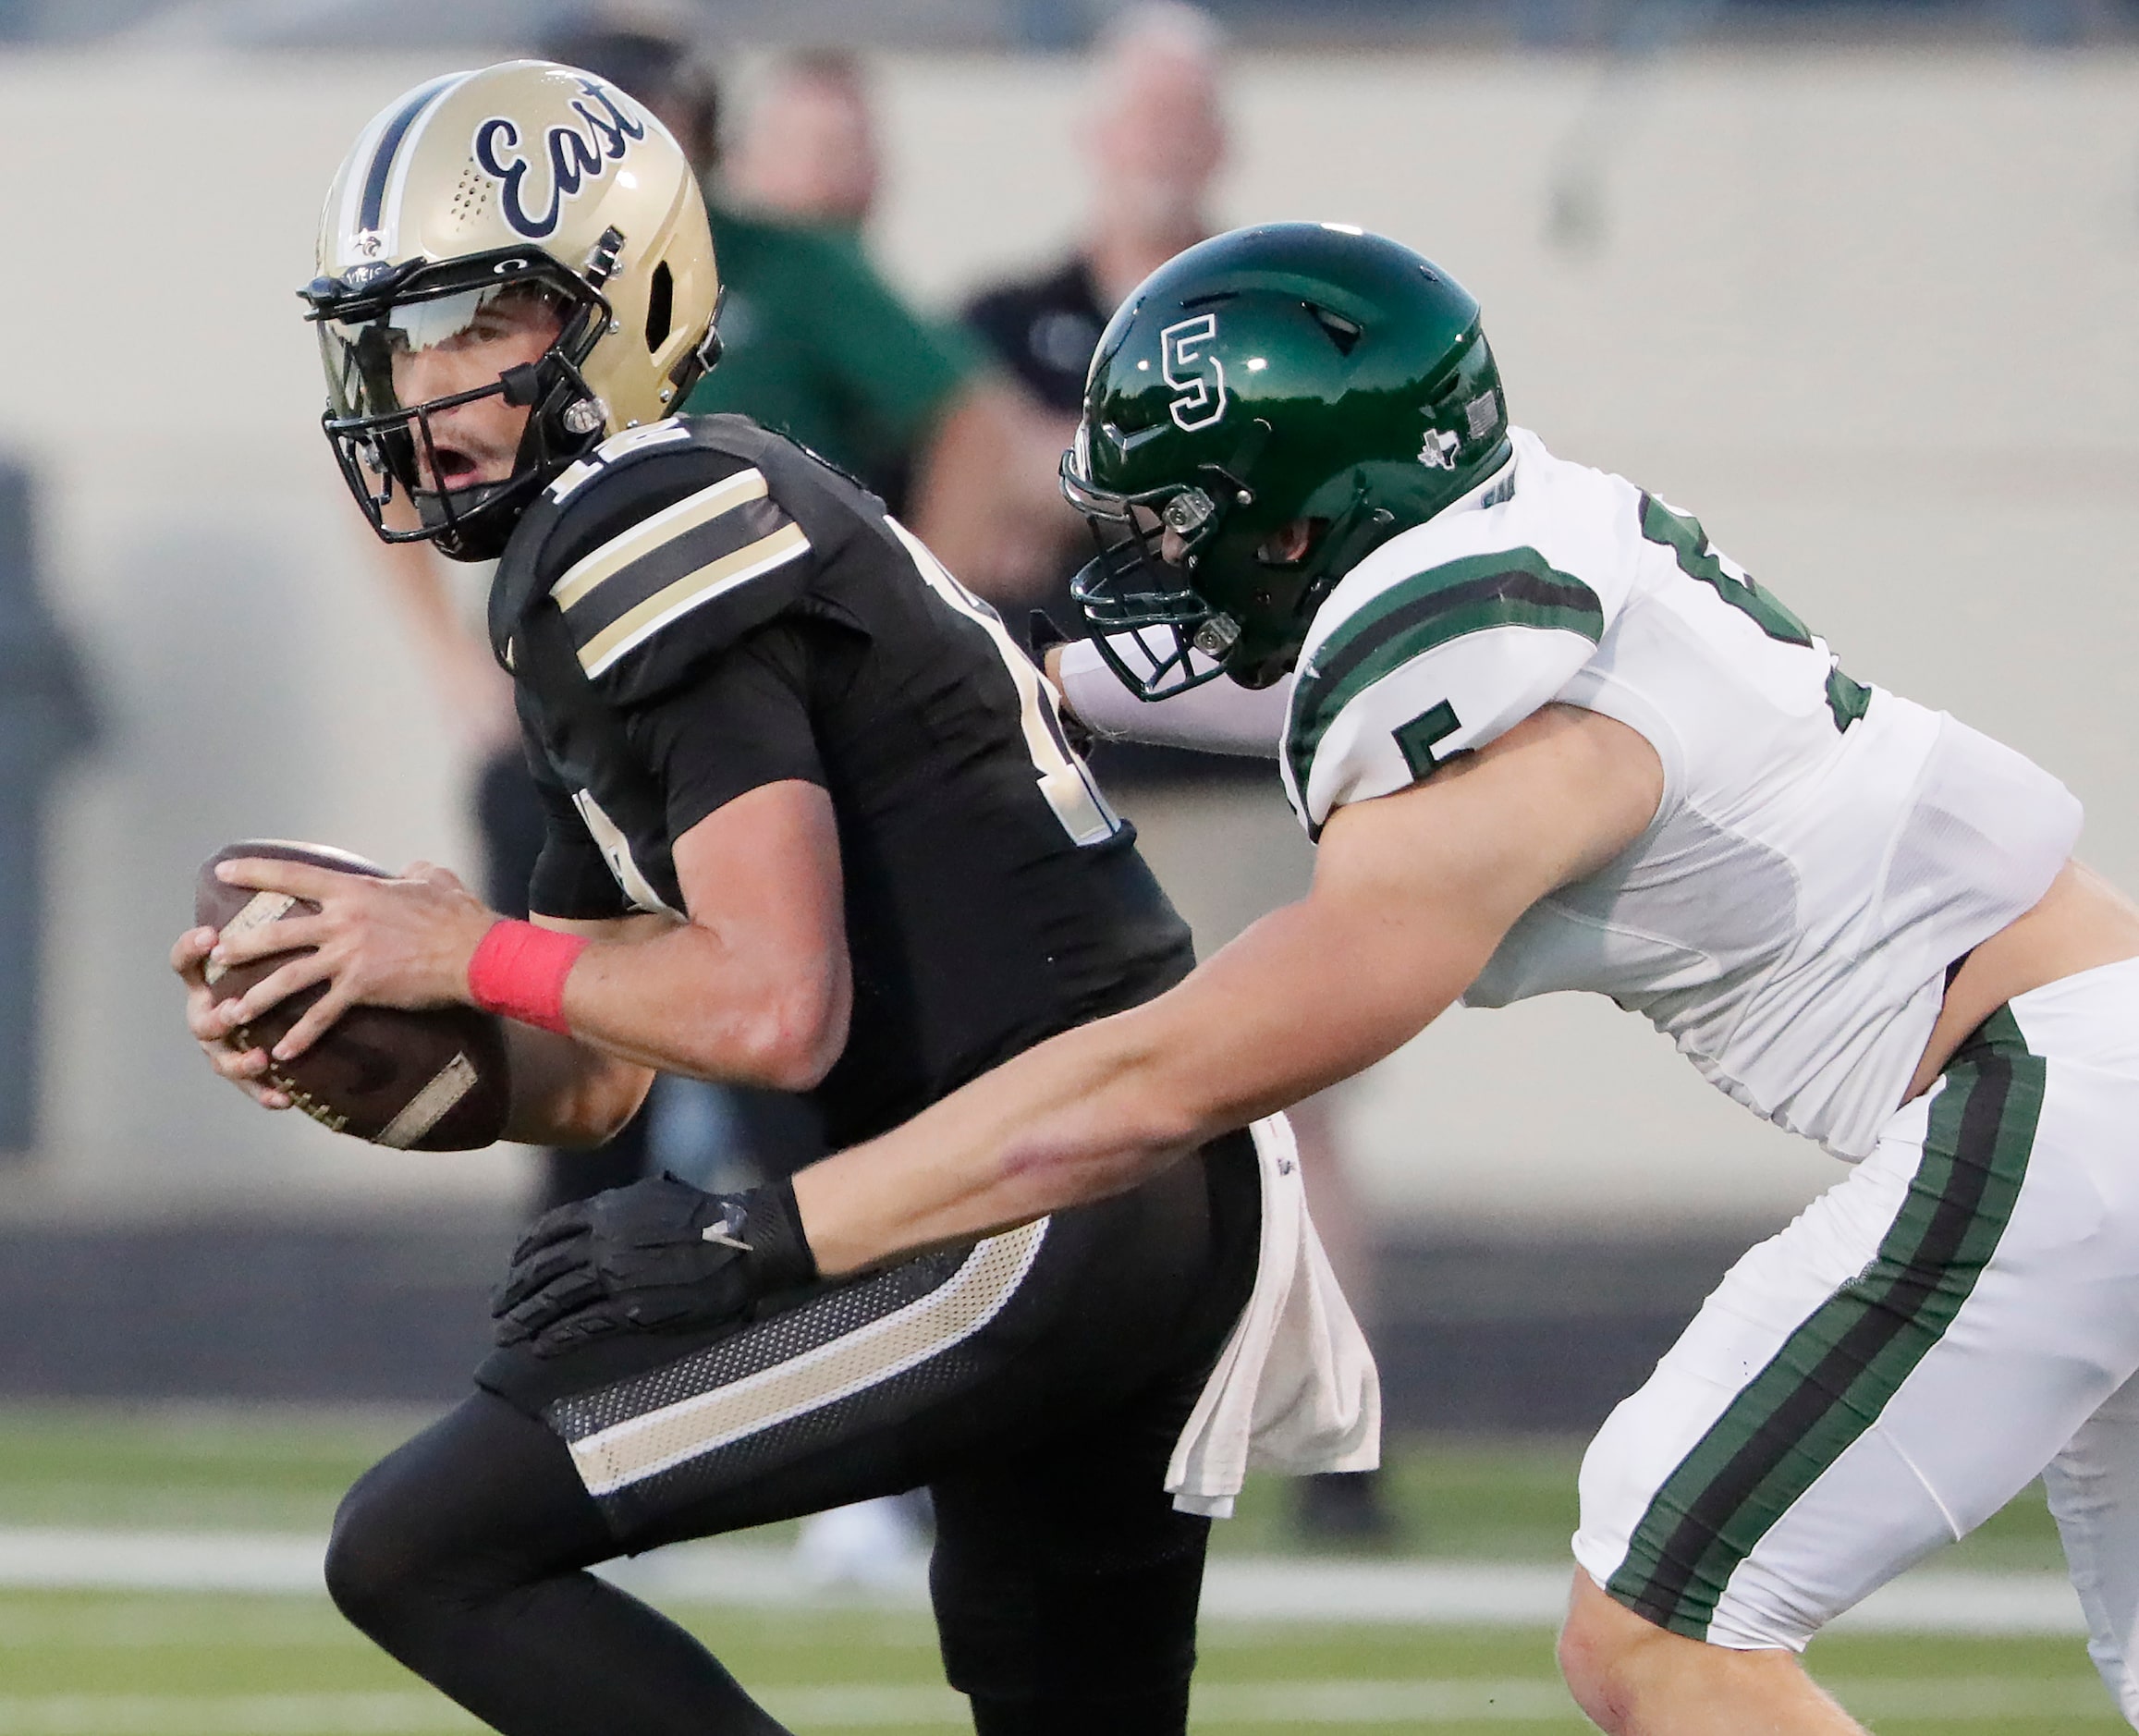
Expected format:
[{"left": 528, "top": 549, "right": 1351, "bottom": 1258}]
[
  {"left": 309, "top": 63, "right": 724, "bottom": 560},
  {"left": 1065, "top": 457, "right": 1338, "bottom": 695},
  {"left": 1064, "top": 437, "right": 1261, "bottom": 695},
  {"left": 1063, "top": 223, "right": 1512, "bottom": 696},
  {"left": 305, "top": 250, "right": 607, "bottom": 557}
]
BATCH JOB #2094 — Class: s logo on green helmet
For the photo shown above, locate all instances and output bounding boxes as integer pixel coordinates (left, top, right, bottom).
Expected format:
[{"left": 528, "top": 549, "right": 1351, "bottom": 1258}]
[
  {"left": 1067, "top": 223, "right": 1511, "bottom": 700},
  {"left": 1161, "top": 314, "right": 1228, "bottom": 432}
]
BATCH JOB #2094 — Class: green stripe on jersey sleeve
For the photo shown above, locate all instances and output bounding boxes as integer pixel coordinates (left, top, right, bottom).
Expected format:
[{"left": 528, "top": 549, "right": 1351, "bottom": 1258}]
[{"left": 1285, "top": 548, "right": 1605, "bottom": 808}]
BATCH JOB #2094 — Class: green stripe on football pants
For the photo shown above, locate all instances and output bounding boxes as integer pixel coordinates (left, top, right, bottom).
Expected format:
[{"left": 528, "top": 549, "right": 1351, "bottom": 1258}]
[{"left": 1605, "top": 1007, "right": 2044, "bottom": 1639}]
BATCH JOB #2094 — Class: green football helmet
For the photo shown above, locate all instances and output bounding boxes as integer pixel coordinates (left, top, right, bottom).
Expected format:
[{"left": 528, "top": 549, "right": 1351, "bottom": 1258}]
[{"left": 1062, "top": 222, "right": 1510, "bottom": 694}]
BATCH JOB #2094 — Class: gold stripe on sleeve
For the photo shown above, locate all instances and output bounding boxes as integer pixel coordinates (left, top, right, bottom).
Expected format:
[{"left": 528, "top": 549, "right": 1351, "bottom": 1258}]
[
  {"left": 578, "top": 521, "right": 813, "bottom": 676},
  {"left": 551, "top": 468, "right": 770, "bottom": 614}
]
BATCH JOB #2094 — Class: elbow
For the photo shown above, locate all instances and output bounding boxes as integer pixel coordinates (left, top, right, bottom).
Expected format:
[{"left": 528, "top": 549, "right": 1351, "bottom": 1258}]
[
  {"left": 584, "top": 1070, "right": 654, "bottom": 1143},
  {"left": 751, "top": 1000, "right": 847, "bottom": 1093},
  {"left": 540, "top": 1061, "right": 654, "bottom": 1149},
  {"left": 683, "top": 972, "right": 850, "bottom": 1094},
  {"left": 755, "top": 964, "right": 850, "bottom": 1091}
]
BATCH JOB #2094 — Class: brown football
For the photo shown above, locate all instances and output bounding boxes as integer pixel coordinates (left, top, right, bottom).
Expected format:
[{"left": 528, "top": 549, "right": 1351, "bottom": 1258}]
[{"left": 194, "top": 840, "right": 511, "bottom": 1151}]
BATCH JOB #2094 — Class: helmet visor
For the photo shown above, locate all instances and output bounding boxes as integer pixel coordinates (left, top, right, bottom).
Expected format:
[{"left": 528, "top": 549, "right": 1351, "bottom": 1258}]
[
  {"left": 308, "top": 258, "right": 593, "bottom": 547},
  {"left": 317, "top": 279, "right": 574, "bottom": 423}
]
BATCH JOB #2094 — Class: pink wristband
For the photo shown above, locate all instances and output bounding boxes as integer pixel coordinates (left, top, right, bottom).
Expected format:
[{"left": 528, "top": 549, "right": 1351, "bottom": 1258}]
[{"left": 467, "top": 920, "right": 588, "bottom": 1035}]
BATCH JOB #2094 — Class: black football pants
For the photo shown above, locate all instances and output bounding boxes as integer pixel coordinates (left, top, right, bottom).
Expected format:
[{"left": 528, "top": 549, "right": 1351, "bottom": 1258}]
[{"left": 324, "top": 1133, "right": 1259, "bottom": 1736}]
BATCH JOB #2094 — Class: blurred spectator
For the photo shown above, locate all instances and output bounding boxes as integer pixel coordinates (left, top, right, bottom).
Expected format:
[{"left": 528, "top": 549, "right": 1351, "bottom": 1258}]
[
  {"left": 675, "top": 44, "right": 1069, "bottom": 604},
  {"left": 967, "top": 4, "right": 1225, "bottom": 411},
  {"left": 725, "top": 49, "right": 880, "bottom": 239},
  {"left": 0, "top": 459, "right": 96, "bottom": 1159},
  {"left": 963, "top": 0, "right": 1227, "bottom": 644},
  {"left": 973, "top": 3, "right": 1397, "bottom": 1544},
  {"left": 961, "top": 1, "right": 1228, "bottom": 633}
]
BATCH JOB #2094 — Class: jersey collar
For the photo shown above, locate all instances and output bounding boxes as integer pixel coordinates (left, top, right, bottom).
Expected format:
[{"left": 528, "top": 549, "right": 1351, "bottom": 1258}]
[{"left": 1441, "top": 434, "right": 1521, "bottom": 519}]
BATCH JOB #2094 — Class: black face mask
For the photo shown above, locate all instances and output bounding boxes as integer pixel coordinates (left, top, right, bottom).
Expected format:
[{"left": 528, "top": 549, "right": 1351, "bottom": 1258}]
[{"left": 303, "top": 251, "right": 609, "bottom": 561}]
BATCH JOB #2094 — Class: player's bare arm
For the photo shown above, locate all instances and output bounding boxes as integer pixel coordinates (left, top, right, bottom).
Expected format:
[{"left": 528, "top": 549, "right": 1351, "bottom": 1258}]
[
  {"left": 176, "top": 777, "right": 850, "bottom": 1143},
  {"left": 910, "top": 380, "right": 1084, "bottom": 605},
  {"left": 790, "top": 703, "right": 1663, "bottom": 1275}
]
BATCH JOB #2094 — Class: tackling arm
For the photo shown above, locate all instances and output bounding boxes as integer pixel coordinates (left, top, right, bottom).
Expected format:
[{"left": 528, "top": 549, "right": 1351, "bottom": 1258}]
[
  {"left": 910, "top": 381, "right": 1085, "bottom": 607},
  {"left": 791, "top": 704, "right": 1663, "bottom": 1275}
]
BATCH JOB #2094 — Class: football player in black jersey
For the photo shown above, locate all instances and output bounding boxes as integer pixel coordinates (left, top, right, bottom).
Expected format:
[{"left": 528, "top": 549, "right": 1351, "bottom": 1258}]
[{"left": 169, "top": 64, "right": 1285, "bottom": 1736}]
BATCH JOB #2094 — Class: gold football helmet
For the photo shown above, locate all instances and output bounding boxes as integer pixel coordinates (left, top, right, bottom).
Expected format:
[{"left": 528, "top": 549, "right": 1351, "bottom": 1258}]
[{"left": 302, "top": 60, "right": 721, "bottom": 558}]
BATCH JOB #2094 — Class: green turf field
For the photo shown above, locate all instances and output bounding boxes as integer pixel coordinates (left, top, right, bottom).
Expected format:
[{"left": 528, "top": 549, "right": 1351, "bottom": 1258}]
[
  {"left": 0, "top": 1405, "right": 2117, "bottom": 1734},
  {"left": 0, "top": 1595, "right": 2119, "bottom": 1734}
]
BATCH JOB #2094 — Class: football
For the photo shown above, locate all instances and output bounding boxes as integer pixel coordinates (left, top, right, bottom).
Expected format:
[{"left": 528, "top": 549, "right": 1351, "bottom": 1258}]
[{"left": 194, "top": 840, "right": 511, "bottom": 1151}]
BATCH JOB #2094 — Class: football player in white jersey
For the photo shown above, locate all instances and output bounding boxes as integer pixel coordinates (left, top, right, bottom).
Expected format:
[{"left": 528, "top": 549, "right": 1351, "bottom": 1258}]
[{"left": 503, "top": 222, "right": 2139, "bottom": 1731}]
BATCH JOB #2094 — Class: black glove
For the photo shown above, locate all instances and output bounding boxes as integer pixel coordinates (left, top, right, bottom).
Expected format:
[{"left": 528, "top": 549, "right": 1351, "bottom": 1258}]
[
  {"left": 1027, "top": 610, "right": 1094, "bottom": 756},
  {"left": 490, "top": 1172, "right": 817, "bottom": 1358},
  {"left": 1025, "top": 608, "right": 1074, "bottom": 660}
]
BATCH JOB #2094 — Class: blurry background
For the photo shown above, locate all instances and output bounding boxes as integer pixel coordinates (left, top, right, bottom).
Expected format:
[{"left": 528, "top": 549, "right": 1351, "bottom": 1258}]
[{"left": 0, "top": 1, "right": 2132, "bottom": 1728}]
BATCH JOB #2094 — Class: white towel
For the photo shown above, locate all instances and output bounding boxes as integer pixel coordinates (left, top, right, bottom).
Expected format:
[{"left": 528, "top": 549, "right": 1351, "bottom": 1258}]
[{"left": 1166, "top": 1112, "right": 1382, "bottom": 1518}]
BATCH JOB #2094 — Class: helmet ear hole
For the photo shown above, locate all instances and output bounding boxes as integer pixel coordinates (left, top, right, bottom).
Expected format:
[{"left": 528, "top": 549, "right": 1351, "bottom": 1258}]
[
  {"left": 1256, "top": 517, "right": 1325, "bottom": 568},
  {"left": 644, "top": 262, "right": 675, "bottom": 353}
]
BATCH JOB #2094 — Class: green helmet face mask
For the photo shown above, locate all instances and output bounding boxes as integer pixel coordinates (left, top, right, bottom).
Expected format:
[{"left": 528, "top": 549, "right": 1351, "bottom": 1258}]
[{"left": 1063, "top": 222, "right": 1512, "bottom": 696}]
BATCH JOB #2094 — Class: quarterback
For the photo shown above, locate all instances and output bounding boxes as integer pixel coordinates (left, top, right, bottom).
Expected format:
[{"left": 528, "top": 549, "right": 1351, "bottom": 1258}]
[
  {"left": 539, "top": 222, "right": 2139, "bottom": 1733},
  {"left": 174, "top": 70, "right": 1375, "bottom": 1736}
]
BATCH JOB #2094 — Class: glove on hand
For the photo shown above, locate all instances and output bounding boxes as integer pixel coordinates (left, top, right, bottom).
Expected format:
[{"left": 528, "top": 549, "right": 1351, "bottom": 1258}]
[
  {"left": 490, "top": 1172, "right": 817, "bottom": 1358},
  {"left": 1026, "top": 609, "right": 1094, "bottom": 755}
]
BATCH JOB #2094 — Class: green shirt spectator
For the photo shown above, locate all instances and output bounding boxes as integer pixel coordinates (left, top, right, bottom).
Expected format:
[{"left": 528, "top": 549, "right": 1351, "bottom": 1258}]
[{"left": 683, "top": 204, "right": 982, "bottom": 503}]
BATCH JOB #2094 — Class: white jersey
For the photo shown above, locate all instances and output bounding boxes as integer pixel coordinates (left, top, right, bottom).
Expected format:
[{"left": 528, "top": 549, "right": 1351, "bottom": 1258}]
[{"left": 1261, "top": 427, "right": 2080, "bottom": 1158}]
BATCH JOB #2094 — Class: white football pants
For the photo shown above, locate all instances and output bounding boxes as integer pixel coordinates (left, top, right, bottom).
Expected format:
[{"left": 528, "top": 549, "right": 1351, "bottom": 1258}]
[{"left": 1573, "top": 957, "right": 2139, "bottom": 1726}]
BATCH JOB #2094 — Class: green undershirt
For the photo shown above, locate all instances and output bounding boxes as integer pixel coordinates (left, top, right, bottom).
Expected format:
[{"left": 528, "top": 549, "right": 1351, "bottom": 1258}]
[{"left": 682, "top": 202, "right": 982, "bottom": 497}]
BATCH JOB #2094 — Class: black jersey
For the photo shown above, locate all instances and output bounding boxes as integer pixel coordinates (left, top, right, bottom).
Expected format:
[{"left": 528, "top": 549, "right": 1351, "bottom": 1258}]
[{"left": 487, "top": 414, "right": 1193, "bottom": 1147}]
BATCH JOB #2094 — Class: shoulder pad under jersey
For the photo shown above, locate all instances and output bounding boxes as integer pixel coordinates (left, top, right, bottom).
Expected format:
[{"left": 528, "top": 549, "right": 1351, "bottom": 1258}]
[
  {"left": 1281, "top": 531, "right": 1608, "bottom": 838},
  {"left": 491, "top": 417, "right": 818, "bottom": 704}
]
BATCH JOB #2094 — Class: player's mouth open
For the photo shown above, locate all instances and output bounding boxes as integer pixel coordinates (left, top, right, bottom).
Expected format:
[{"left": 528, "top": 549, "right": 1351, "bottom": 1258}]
[
  {"left": 431, "top": 446, "right": 483, "bottom": 487},
  {"left": 422, "top": 437, "right": 517, "bottom": 492}
]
